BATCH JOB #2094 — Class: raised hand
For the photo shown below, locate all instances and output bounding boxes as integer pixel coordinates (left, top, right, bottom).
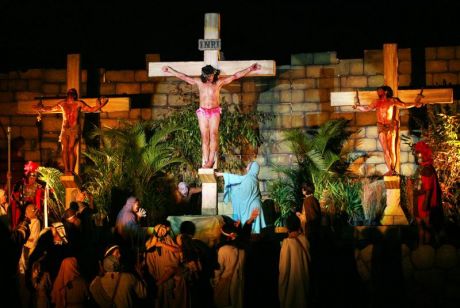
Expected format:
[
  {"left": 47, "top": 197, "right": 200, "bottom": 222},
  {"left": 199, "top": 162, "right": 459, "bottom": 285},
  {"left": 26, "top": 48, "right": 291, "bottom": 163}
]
[
  {"left": 415, "top": 94, "right": 424, "bottom": 107},
  {"left": 33, "top": 100, "right": 44, "bottom": 110},
  {"left": 137, "top": 207, "right": 147, "bottom": 218},
  {"left": 99, "top": 96, "right": 109, "bottom": 105},
  {"left": 250, "top": 207, "right": 260, "bottom": 220},
  {"left": 251, "top": 63, "right": 261, "bottom": 71},
  {"left": 96, "top": 96, "right": 109, "bottom": 108}
]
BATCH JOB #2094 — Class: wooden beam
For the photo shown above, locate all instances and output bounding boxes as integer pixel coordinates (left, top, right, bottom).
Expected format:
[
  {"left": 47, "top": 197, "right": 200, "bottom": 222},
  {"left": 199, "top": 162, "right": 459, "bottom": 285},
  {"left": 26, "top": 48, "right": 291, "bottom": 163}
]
[
  {"left": 67, "top": 54, "right": 81, "bottom": 91},
  {"left": 204, "top": 13, "right": 220, "bottom": 67},
  {"left": 330, "top": 91, "right": 375, "bottom": 106},
  {"left": 398, "top": 89, "right": 453, "bottom": 104},
  {"left": 330, "top": 88, "right": 453, "bottom": 107},
  {"left": 17, "top": 97, "right": 131, "bottom": 114},
  {"left": 384, "top": 44, "right": 398, "bottom": 96},
  {"left": 148, "top": 60, "right": 276, "bottom": 77}
]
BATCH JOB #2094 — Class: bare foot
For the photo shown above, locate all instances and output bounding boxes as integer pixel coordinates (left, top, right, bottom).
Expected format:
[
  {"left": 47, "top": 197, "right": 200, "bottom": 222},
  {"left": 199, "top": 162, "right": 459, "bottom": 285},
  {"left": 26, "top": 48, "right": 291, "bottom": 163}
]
[
  {"left": 203, "top": 160, "right": 215, "bottom": 169},
  {"left": 383, "top": 169, "right": 398, "bottom": 176}
]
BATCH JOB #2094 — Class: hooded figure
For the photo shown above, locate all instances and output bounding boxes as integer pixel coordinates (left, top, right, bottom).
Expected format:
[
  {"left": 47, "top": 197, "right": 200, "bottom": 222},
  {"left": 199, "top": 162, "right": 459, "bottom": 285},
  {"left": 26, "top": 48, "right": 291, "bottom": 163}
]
[
  {"left": 90, "top": 255, "right": 147, "bottom": 307},
  {"left": 221, "top": 161, "right": 266, "bottom": 233},
  {"left": 115, "top": 197, "right": 146, "bottom": 245},
  {"left": 51, "top": 257, "right": 88, "bottom": 308}
]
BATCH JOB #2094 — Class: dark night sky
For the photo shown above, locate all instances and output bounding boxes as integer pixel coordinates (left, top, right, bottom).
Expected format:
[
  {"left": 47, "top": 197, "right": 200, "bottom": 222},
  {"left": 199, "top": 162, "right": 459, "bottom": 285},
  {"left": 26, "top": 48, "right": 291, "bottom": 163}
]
[{"left": 1, "top": 0, "right": 460, "bottom": 72}]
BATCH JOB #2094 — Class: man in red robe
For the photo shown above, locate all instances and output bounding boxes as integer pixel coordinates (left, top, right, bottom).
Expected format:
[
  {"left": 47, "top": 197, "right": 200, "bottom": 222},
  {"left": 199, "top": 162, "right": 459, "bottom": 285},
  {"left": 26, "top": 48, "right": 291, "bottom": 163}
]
[
  {"left": 413, "top": 141, "right": 443, "bottom": 245},
  {"left": 11, "top": 161, "right": 43, "bottom": 228}
]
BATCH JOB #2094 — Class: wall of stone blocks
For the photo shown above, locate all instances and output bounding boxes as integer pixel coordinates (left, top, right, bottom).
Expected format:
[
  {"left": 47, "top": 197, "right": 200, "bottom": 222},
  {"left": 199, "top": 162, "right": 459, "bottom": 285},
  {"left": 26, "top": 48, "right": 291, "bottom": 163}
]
[{"left": 0, "top": 46, "right": 459, "bottom": 191}]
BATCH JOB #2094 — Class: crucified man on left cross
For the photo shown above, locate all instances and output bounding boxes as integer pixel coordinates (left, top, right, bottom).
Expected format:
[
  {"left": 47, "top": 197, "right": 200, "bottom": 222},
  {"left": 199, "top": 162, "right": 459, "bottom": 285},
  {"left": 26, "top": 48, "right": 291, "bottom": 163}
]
[{"left": 34, "top": 88, "right": 109, "bottom": 175}]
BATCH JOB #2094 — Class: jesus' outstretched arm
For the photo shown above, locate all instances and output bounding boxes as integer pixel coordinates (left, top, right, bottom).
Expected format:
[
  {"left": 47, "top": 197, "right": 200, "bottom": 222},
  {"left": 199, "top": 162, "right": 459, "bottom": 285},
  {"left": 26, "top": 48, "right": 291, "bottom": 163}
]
[
  {"left": 218, "top": 63, "right": 261, "bottom": 86},
  {"left": 162, "top": 66, "right": 197, "bottom": 85}
]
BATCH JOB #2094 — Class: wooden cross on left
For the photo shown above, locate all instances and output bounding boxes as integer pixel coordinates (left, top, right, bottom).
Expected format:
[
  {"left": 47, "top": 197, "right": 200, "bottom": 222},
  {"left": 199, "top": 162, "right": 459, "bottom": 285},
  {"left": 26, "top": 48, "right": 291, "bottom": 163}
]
[{"left": 17, "top": 54, "right": 130, "bottom": 176}]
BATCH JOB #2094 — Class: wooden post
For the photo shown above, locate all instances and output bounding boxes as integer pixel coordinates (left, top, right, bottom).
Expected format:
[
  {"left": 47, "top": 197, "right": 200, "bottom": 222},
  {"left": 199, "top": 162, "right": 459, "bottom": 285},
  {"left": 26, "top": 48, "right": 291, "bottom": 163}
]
[
  {"left": 62, "top": 54, "right": 82, "bottom": 207},
  {"left": 383, "top": 44, "right": 400, "bottom": 174},
  {"left": 198, "top": 168, "right": 217, "bottom": 215},
  {"left": 66, "top": 54, "right": 81, "bottom": 175},
  {"left": 204, "top": 13, "right": 220, "bottom": 67},
  {"left": 7, "top": 127, "right": 11, "bottom": 204},
  {"left": 44, "top": 184, "right": 49, "bottom": 228}
]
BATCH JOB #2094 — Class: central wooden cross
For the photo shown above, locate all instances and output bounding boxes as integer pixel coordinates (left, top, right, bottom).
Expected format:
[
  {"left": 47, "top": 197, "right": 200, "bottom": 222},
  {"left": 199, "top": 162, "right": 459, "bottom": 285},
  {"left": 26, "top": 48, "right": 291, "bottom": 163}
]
[
  {"left": 330, "top": 43, "right": 453, "bottom": 225},
  {"left": 148, "top": 13, "right": 276, "bottom": 215}
]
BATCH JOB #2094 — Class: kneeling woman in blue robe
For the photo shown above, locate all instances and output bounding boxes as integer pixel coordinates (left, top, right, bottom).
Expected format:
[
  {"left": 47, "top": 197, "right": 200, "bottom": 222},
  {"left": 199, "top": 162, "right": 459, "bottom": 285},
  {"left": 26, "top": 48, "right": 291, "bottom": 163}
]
[{"left": 215, "top": 161, "right": 266, "bottom": 233}]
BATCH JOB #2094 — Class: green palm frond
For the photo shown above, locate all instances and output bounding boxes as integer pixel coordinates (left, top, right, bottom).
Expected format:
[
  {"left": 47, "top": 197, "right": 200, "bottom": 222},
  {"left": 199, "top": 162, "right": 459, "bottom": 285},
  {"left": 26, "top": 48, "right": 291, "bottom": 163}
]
[
  {"left": 83, "top": 120, "right": 186, "bottom": 218},
  {"left": 269, "top": 179, "right": 296, "bottom": 227},
  {"left": 268, "top": 118, "right": 362, "bottom": 225},
  {"left": 328, "top": 179, "right": 363, "bottom": 222},
  {"left": 283, "top": 129, "right": 312, "bottom": 160},
  {"left": 37, "top": 167, "right": 66, "bottom": 220}
]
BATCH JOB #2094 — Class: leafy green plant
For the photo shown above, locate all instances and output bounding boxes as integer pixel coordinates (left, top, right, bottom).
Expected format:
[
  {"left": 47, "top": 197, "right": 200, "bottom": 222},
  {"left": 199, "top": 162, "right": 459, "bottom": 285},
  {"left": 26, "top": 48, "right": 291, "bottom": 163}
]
[
  {"left": 425, "top": 113, "right": 460, "bottom": 214},
  {"left": 155, "top": 99, "right": 273, "bottom": 173},
  {"left": 81, "top": 95, "right": 271, "bottom": 223},
  {"left": 268, "top": 119, "right": 364, "bottom": 225},
  {"left": 83, "top": 122, "right": 185, "bottom": 222},
  {"left": 405, "top": 111, "right": 460, "bottom": 224},
  {"left": 328, "top": 179, "right": 364, "bottom": 224},
  {"left": 268, "top": 178, "right": 296, "bottom": 227},
  {"left": 37, "top": 166, "right": 65, "bottom": 221}
]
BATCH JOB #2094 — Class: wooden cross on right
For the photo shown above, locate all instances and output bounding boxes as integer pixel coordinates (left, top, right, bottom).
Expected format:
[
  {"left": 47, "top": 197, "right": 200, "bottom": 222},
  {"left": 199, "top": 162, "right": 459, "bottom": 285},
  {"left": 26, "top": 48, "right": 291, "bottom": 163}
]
[
  {"left": 331, "top": 44, "right": 453, "bottom": 174},
  {"left": 330, "top": 43, "right": 453, "bottom": 225}
]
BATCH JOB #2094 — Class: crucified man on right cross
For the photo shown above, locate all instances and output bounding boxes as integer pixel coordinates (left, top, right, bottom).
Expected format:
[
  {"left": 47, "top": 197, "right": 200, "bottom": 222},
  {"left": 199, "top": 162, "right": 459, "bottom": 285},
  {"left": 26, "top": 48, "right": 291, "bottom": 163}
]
[
  {"left": 353, "top": 85, "right": 423, "bottom": 176},
  {"left": 162, "top": 63, "right": 260, "bottom": 168}
]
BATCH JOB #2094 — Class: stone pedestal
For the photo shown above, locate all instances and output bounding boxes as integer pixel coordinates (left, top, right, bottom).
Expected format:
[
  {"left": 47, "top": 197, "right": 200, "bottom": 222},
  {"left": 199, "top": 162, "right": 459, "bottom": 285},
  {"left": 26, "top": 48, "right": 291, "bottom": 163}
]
[
  {"left": 60, "top": 174, "right": 81, "bottom": 209},
  {"left": 380, "top": 176, "right": 409, "bottom": 225},
  {"left": 198, "top": 168, "right": 217, "bottom": 215}
]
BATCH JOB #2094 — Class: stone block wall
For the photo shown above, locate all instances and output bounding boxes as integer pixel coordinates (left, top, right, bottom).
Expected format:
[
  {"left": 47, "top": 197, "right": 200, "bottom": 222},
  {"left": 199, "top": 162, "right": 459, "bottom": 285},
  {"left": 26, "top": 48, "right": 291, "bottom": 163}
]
[{"left": 0, "top": 46, "right": 459, "bottom": 191}]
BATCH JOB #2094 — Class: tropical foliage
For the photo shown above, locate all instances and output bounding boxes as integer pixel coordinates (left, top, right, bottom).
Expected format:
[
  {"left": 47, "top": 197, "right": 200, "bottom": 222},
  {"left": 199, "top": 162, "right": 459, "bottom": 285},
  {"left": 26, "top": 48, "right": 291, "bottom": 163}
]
[
  {"left": 268, "top": 119, "right": 365, "bottom": 225},
  {"left": 269, "top": 179, "right": 296, "bottom": 227},
  {"left": 37, "top": 166, "right": 65, "bottom": 221},
  {"left": 82, "top": 122, "right": 184, "bottom": 222},
  {"left": 154, "top": 100, "right": 273, "bottom": 174},
  {"left": 78, "top": 100, "right": 271, "bottom": 223},
  {"left": 405, "top": 110, "right": 460, "bottom": 224}
]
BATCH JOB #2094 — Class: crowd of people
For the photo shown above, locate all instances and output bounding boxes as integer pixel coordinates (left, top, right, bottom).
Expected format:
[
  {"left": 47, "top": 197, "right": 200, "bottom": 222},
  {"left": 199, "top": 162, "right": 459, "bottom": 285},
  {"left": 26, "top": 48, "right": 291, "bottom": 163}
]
[
  {"left": 0, "top": 141, "right": 446, "bottom": 307},
  {"left": 0, "top": 186, "right": 309, "bottom": 308}
]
